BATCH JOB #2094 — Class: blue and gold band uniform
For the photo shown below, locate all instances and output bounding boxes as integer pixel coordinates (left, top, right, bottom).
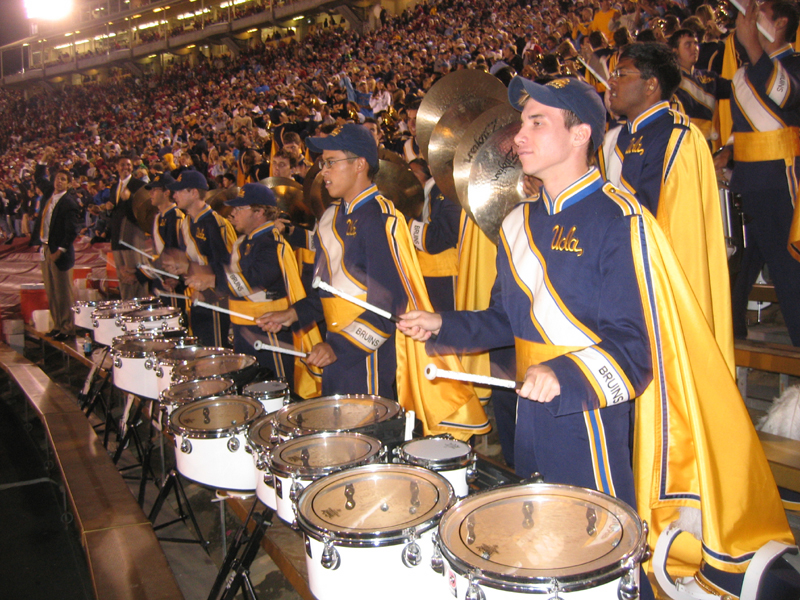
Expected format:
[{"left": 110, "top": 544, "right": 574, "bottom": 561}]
[
  {"left": 430, "top": 168, "right": 652, "bottom": 509},
  {"left": 729, "top": 42, "right": 800, "bottom": 345},
  {"left": 226, "top": 221, "right": 296, "bottom": 382},
  {"left": 294, "top": 185, "right": 408, "bottom": 399},
  {"left": 181, "top": 204, "right": 236, "bottom": 346},
  {"left": 408, "top": 180, "right": 461, "bottom": 312},
  {"left": 673, "top": 67, "right": 732, "bottom": 145}
]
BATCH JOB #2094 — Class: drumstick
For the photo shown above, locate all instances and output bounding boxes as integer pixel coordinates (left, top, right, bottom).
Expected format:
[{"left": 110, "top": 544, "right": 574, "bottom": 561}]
[
  {"left": 425, "top": 363, "right": 521, "bottom": 390},
  {"left": 193, "top": 299, "right": 255, "bottom": 321},
  {"left": 729, "top": 0, "right": 775, "bottom": 42},
  {"left": 156, "top": 291, "right": 192, "bottom": 301},
  {"left": 312, "top": 277, "right": 399, "bottom": 323},
  {"left": 575, "top": 56, "right": 608, "bottom": 89},
  {"left": 120, "top": 240, "right": 157, "bottom": 260},
  {"left": 138, "top": 264, "right": 180, "bottom": 280},
  {"left": 253, "top": 340, "right": 308, "bottom": 358}
]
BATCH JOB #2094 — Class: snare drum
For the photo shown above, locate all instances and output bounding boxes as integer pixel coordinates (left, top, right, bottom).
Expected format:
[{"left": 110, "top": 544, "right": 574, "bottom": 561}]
[
  {"left": 73, "top": 299, "right": 117, "bottom": 330},
  {"left": 269, "top": 432, "right": 383, "bottom": 525},
  {"left": 91, "top": 305, "right": 141, "bottom": 346},
  {"left": 168, "top": 395, "right": 265, "bottom": 490},
  {"left": 153, "top": 346, "right": 232, "bottom": 397},
  {"left": 242, "top": 380, "right": 291, "bottom": 414},
  {"left": 435, "top": 483, "right": 648, "bottom": 598},
  {"left": 271, "top": 395, "right": 405, "bottom": 448},
  {"left": 246, "top": 416, "right": 279, "bottom": 510},
  {"left": 172, "top": 354, "right": 259, "bottom": 391},
  {"left": 159, "top": 376, "right": 236, "bottom": 415},
  {"left": 120, "top": 305, "right": 183, "bottom": 333},
  {"left": 296, "top": 463, "right": 455, "bottom": 600},
  {"left": 396, "top": 436, "right": 476, "bottom": 498},
  {"left": 112, "top": 337, "right": 186, "bottom": 398}
]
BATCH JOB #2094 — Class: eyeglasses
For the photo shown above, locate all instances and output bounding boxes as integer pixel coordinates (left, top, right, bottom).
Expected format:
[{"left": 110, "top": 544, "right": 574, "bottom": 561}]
[
  {"left": 318, "top": 157, "right": 357, "bottom": 170},
  {"left": 609, "top": 69, "right": 642, "bottom": 79}
]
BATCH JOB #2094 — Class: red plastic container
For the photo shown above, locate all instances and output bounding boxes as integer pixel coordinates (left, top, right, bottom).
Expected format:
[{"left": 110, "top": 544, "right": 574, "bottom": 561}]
[{"left": 20, "top": 287, "right": 49, "bottom": 324}]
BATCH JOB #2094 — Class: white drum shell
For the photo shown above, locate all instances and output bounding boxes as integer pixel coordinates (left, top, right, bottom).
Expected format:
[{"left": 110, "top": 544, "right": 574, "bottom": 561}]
[
  {"left": 113, "top": 355, "right": 160, "bottom": 399},
  {"left": 255, "top": 468, "right": 277, "bottom": 510},
  {"left": 305, "top": 528, "right": 443, "bottom": 600},
  {"left": 173, "top": 431, "right": 257, "bottom": 491},
  {"left": 122, "top": 314, "right": 183, "bottom": 333},
  {"left": 274, "top": 473, "right": 311, "bottom": 524},
  {"left": 73, "top": 303, "right": 97, "bottom": 329},
  {"left": 93, "top": 315, "right": 127, "bottom": 346},
  {"left": 243, "top": 380, "right": 290, "bottom": 414},
  {"left": 398, "top": 438, "right": 474, "bottom": 498}
]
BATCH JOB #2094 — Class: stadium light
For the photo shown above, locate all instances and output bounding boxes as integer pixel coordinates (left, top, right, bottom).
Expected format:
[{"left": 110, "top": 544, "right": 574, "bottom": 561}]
[{"left": 25, "top": 0, "right": 74, "bottom": 21}]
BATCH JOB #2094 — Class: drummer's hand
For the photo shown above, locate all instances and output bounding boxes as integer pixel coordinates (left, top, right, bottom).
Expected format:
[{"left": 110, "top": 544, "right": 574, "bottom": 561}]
[
  {"left": 713, "top": 146, "right": 732, "bottom": 177},
  {"left": 518, "top": 364, "right": 560, "bottom": 403},
  {"left": 256, "top": 308, "right": 298, "bottom": 332},
  {"left": 162, "top": 277, "right": 178, "bottom": 291},
  {"left": 397, "top": 310, "right": 442, "bottom": 341},
  {"left": 306, "top": 343, "right": 336, "bottom": 367},
  {"left": 185, "top": 272, "right": 215, "bottom": 291},
  {"left": 161, "top": 252, "right": 189, "bottom": 275},
  {"left": 736, "top": 0, "right": 766, "bottom": 62}
]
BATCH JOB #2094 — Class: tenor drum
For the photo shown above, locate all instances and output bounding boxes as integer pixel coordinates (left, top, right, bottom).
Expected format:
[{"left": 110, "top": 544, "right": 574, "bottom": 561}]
[
  {"left": 168, "top": 395, "right": 265, "bottom": 490},
  {"left": 120, "top": 305, "right": 183, "bottom": 333},
  {"left": 153, "top": 346, "right": 232, "bottom": 397},
  {"left": 112, "top": 337, "right": 191, "bottom": 398},
  {"left": 242, "top": 380, "right": 291, "bottom": 414},
  {"left": 271, "top": 395, "right": 405, "bottom": 448},
  {"left": 172, "top": 354, "right": 259, "bottom": 391},
  {"left": 159, "top": 377, "right": 236, "bottom": 415},
  {"left": 246, "top": 416, "right": 279, "bottom": 510},
  {"left": 91, "top": 305, "right": 141, "bottom": 346},
  {"left": 396, "top": 436, "right": 476, "bottom": 498},
  {"left": 72, "top": 299, "right": 128, "bottom": 330},
  {"left": 435, "top": 483, "right": 648, "bottom": 598},
  {"left": 269, "top": 432, "right": 383, "bottom": 525},
  {"left": 296, "top": 464, "right": 455, "bottom": 600}
]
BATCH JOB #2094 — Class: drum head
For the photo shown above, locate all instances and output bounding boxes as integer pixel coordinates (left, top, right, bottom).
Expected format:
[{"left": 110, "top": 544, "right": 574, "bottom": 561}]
[
  {"left": 247, "top": 415, "right": 277, "bottom": 450},
  {"left": 114, "top": 338, "right": 177, "bottom": 357},
  {"left": 243, "top": 380, "right": 289, "bottom": 399},
  {"left": 402, "top": 437, "right": 471, "bottom": 462},
  {"left": 296, "top": 464, "right": 454, "bottom": 545},
  {"left": 438, "top": 483, "right": 645, "bottom": 592},
  {"left": 169, "top": 395, "right": 264, "bottom": 438},
  {"left": 269, "top": 432, "right": 382, "bottom": 478},
  {"left": 156, "top": 346, "right": 229, "bottom": 364},
  {"left": 273, "top": 395, "right": 401, "bottom": 436},
  {"left": 92, "top": 305, "right": 139, "bottom": 319},
  {"left": 161, "top": 377, "right": 236, "bottom": 405},
  {"left": 174, "top": 354, "right": 258, "bottom": 381},
  {"left": 121, "top": 306, "right": 181, "bottom": 322}
]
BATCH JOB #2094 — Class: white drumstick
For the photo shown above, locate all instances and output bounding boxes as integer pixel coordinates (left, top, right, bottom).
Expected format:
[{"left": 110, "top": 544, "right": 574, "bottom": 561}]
[
  {"left": 253, "top": 340, "right": 308, "bottom": 358},
  {"left": 312, "top": 277, "right": 399, "bottom": 323},
  {"left": 575, "top": 56, "right": 608, "bottom": 89},
  {"left": 120, "top": 240, "right": 157, "bottom": 260},
  {"left": 424, "top": 363, "right": 520, "bottom": 390},
  {"left": 138, "top": 264, "right": 180, "bottom": 280},
  {"left": 156, "top": 291, "right": 192, "bottom": 301},
  {"left": 97, "top": 252, "right": 115, "bottom": 267},
  {"left": 193, "top": 300, "right": 254, "bottom": 321},
  {"left": 729, "top": 0, "right": 775, "bottom": 42}
]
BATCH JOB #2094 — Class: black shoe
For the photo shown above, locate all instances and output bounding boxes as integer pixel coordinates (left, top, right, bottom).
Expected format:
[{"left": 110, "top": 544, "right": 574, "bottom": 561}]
[
  {"left": 53, "top": 332, "right": 74, "bottom": 341},
  {"left": 46, "top": 329, "right": 60, "bottom": 337},
  {"left": 4, "top": 235, "right": 14, "bottom": 245}
]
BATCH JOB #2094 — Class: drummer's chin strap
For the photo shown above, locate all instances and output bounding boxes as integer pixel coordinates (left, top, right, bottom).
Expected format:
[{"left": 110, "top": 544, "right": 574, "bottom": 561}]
[{"left": 653, "top": 512, "right": 800, "bottom": 599}]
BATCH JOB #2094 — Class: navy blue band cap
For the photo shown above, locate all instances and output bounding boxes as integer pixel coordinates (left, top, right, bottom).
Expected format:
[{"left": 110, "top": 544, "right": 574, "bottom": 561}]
[
  {"left": 224, "top": 183, "right": 277, "bottom": 208},
  {"left": 306, "top": 123, "right": 379, "bottom": 169},
  {"left": 166, "top": 170, "right": 209, "bottom": 191},
  {"left": 508, "top": 76, "right": 607, "bottom": 151},
  {"left": 145, "top": 172, "right": 176, "bottom": 190}
]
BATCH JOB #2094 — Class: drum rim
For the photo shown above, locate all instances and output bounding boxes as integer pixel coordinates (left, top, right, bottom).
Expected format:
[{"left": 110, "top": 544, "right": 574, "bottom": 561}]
[
  {"left": 245, "top": 414, "right": 278, "bottom": 452},
  {"left": 268, "top": 431, "right": 383, "bottom": 478},
  {"left": 119, "top": 306, "right": 182, "bottom": 322},
  {"left": 159, "top": 376, "right": 237, "bottom": 405},
  {"left": 155, "top": 346, "right": 231, "bottom": 365},
  {"left": 173, "top": 353, "right": 258, "bottom": 379},
  {"left": 243, "top": 379, "right": 290, "bottom": 400},
  {"left": 437, "top": 483, "right": 647, "bottom": 593},
  {"left": 92, "top": 305, "right": 140, "bottom": 319},
  {"left": 168, "top": 394, "right": 265, "bottom": 438},
  {"left": 273, "top": 394, "right": 402, "bottom": 436},
  {"left": 112, "top": 334, "right": 196, "bottom": 353},
  {"left": 296, "top": 463, "right": 455, "bottom": 547},
  {"left": 113, "top": 339, "right": 179, "bottom": 359},
  {"left": 397, "top": 435, "right": 474, "bottom": 471}
]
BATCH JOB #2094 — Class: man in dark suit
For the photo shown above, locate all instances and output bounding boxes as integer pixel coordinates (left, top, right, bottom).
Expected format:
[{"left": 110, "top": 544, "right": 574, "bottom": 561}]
[
  {"left": 104, "top": 154, "right": 147, "bottom": 299},
  {"left": 31, "top": 170, "right": 81, "bottom": 340}
]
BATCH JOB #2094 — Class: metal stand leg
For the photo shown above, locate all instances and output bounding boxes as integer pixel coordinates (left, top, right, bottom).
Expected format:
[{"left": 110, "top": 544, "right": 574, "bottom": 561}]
[{"left": 149, "top": 468, "right": 210, "bottom": 550}]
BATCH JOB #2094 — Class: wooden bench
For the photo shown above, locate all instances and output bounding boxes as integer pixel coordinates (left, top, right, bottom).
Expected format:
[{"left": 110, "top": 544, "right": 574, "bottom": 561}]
[
  {"left": 758, "top": 431, "right": 800, "bottom": 495},
  {"left": 735, "top": 339, "right": 800, "bottom": 397},
  {"left": 0, "top": 342, "right": 183, "bottom": 599}
]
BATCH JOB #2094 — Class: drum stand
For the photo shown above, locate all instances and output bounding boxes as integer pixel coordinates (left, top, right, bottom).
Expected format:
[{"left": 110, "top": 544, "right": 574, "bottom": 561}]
[
  {"left": 149, "top": 468, "right": 210, "bottom": 550},
  {"left": 207, "top": 499, "right": 272, "bottom": 600}
]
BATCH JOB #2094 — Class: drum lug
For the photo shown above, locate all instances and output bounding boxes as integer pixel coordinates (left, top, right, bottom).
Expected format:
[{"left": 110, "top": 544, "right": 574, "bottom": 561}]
[
  {"left": 290, "top": 477, "right": 303, "bottom": 504},
  {"left": 617, "top": 562, "right": 639, "bottom": 600},
  {"left": 431, "top": 532, "right": 444, "bottom": 574},
  {"left": 227, "top": 436, "right": 240, "bottom": 453},
  {"left": 466, "top": 454, "right": 478, "bottom": 482},
  {"left": 114, "top": 356, "right": 122, "bottom": 368},
  {"left": 321, "top": 538, "right": 341, "bottom": 570},
  {"left": 92, "top": 319, "right": 99, "bottom": 328},
  {"left": 155, "top": 367, "right": 163, "bottom": 378},
  {"left": 546, "top": 578, "right": 562, "bottom": 600},
  {"left": 115, "top": 317, "right": 123, "bottom": 327},
  {"left": 401, "top": 528, "right": 422, "bottom": 568},
  {"left": 465, "top": 572, "right": 486, "bottom": 600},
  {"left": 263, "top": 472, "right": 273, "bottom": 487},
  {"left": 144, "top": 358, "right": 153, "bottom": 370},
  {"left": 180, "top": 438, "right": 192, "bottom": 454}
]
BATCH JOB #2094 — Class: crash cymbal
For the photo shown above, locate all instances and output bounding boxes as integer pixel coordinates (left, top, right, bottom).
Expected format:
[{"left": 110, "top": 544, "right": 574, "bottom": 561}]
[
  {"left": 453, "top": 104, "right": 521, "bottom": 219},
  {"left": 374, "top": 160, "right": 424, "bottom": 220},
  {"left": 467, "top": 120, "right": 524, "bottom": 244},
  {"left": 206, "top": 187, "right": 236, "bottom": 219},
  {"left": 260, "top": 177, "right": 314, "bottom": 227},
  {"left": 131, "top": 185, "right": 158, "bottom": 233},
  {"left": 428, "top": 97, "right": 504, "bottom": 206},
  {"left": 308, "top": 161, "right": 423, "bottom": 221},
  {"left": 417, "top": 70, "right": 508, "bottom": 161},
  {"left": 307, "top": 170, "right": 334, "bottom": 220}
]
